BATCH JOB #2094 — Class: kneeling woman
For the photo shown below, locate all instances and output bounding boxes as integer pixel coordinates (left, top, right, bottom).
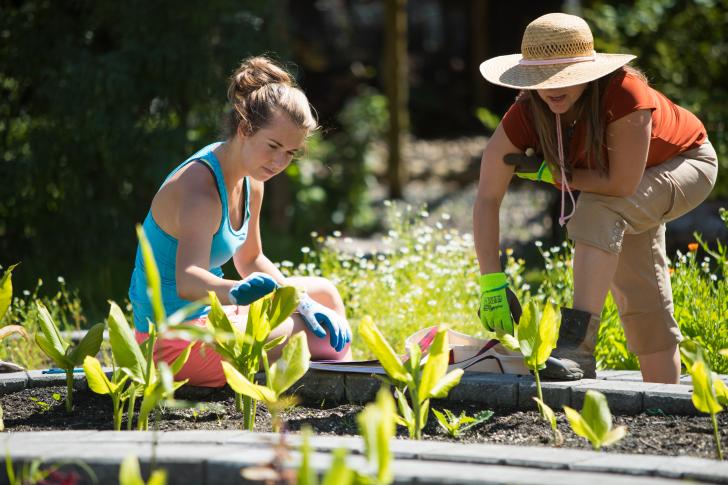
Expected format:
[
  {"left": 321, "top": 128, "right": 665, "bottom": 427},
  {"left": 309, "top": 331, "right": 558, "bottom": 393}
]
[{"left": 128, "top": 56, "right": 352, "bottom": 387}]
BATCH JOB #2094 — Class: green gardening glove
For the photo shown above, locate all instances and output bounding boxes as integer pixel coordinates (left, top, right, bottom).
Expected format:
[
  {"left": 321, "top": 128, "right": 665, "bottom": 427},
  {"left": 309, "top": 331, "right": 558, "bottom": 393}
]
[
  {"left": 479, "top": 272, "right": 515, "bottom": 335},
  {"left": 503, "top": 152, "right": 554, "bottom": 184}
]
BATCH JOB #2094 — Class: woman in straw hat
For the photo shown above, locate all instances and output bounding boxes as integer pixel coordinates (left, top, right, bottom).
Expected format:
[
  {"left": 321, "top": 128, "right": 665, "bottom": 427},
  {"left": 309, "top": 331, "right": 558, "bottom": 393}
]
[{"left": 474, "top": 13, "right": 717, "bottom": 383}]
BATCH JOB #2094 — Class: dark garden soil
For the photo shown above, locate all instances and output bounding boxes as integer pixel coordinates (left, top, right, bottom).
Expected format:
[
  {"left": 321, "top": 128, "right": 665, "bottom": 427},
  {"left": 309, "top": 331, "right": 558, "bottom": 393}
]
[{"left": 2, "top": 386, "right": 727, "bottom": 460}]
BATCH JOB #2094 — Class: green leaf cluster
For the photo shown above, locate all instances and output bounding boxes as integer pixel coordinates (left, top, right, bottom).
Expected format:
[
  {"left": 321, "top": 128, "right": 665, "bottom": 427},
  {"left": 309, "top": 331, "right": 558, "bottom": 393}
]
[
  {"left": 208, "top": 285, "right": 299, "bottom": 430},
  {"left": 359, "top": 317, "right": 463, "bottom": 440},
  {"left": 680, "top": 339, "right": 728, "bottom": 459},
  {"left": 432, "top": 408, "right": 494, "bottom": 438},
  {"left": 563, "top": 390, "right": 627, "bottom": 451},
  {"left": 119, "top": 455, "right": 166, "bottom": 485}
]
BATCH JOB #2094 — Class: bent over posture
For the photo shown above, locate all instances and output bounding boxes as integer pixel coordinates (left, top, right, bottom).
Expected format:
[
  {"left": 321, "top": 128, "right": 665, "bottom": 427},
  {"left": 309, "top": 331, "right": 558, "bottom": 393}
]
[{"left": 474, "top": 13, "right": 717, "bottom": 383}]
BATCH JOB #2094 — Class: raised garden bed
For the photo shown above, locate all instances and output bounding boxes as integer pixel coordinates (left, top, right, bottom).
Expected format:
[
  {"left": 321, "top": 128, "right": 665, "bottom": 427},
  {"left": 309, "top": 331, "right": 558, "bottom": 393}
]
[{"left": 3, "top": 383, "right": 726, "bottom": 460}]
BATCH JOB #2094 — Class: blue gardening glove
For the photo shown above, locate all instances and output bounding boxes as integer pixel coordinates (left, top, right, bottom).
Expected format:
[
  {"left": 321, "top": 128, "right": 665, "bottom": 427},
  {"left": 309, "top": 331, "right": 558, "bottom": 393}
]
[
  {"left": 503, "top": 152, "right": 554, "bottom": 184},
  {"left": 297, "top": 293, "right": 351, "bottom": 352},
  {"left": 479, "top": 272, "right": 515, "bottom": 335},
  {"left": 228, "top": 272, "right": 279, "bottom": 305}
]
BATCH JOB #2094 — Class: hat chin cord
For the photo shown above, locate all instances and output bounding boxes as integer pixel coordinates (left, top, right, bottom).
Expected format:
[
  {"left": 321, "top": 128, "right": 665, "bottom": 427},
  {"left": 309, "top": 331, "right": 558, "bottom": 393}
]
[{"left": 555, "top": 113, "right": 576, "bottom": 226}]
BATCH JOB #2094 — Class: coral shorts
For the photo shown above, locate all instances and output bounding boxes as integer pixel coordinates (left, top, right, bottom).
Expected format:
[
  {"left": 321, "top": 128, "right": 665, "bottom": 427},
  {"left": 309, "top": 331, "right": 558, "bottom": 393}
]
[
  {"left": 134, "top": 306, "right": 248, "bottom": 388},
  {"left": 566, "top": 140, "right": 718, "bottom": 355}
]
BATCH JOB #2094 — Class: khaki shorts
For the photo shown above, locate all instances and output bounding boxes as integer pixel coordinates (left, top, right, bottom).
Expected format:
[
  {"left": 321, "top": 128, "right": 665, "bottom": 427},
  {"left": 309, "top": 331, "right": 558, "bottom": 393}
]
[{"left": 566, "top": 140, "right": 719, "bottom": 355}]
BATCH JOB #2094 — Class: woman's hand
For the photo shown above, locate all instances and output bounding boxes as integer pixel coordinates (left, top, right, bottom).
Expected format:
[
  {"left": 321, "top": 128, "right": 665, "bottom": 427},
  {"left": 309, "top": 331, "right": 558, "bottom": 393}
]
[
  {"left": 228, "top": 272, "right": 278, "bottom": 305},
  {"left": 297, "top": 294, "right": 351, "bottom": 352}
]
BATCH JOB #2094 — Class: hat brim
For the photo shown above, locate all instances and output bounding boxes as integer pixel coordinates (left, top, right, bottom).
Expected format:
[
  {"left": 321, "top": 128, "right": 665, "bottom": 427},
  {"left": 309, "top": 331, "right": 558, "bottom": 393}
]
[{"left": 479, "top": 53, "right": 636, "bottom": 90}]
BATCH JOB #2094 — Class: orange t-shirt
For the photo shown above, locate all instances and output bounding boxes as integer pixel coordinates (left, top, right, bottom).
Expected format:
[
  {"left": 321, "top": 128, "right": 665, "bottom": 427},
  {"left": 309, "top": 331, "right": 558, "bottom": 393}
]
[{"left": 501, "top": 70, "right": 706, "bottom": 169}]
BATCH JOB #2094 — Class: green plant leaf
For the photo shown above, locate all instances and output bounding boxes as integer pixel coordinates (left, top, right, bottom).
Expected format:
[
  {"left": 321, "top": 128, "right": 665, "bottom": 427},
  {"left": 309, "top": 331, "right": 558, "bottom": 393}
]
[
  {"left": 563, "top": 405, "right": 599, "bottom": 450},
  {"left": 0, "top": 325, "right": 29, "bottom": 342},
  {"left": 419, "top": 325, "right": 449, "bottom": 401},
  {"left": 169, "top": 343, "right": 193, "bottom": 375},
  {"left": 460, "top": 409, "right": 495, "bottom": 433},
  {"left": 359, "top": 316, "right": 408, "bottom": 383},
  {"left": 269, "top": 332, "right": 310, "bottom": 397},
  {"left": 428, "top": 369, "right": 464, "bottom": 399},
  {"left": 83, "top": 356, "right": 117, "bottom": 395},
  {"left": 395, "top": 388, "right": 414, "bottom": 435},
  {"left": 136, "top": 224, "right": 166, "bottom": 324},
  {"left": 36, "top": 301, "right": 68, "bottom": 355},
  {"left": 601, "top": 426, "right": 627, "bottom": 447},
  {"left": 35, "top": 334, "right": 72, "bottom": 368},
  {"left": 147, "top": 470, "right": 168, "bottom": 485},
  {"left": 714, "top": 376, "right": 728, "bottom": 406},
  {"left": 119, "top": 455, "right": 145, "bottom": 485},
  {"left": 263, "top": 335, "right": 286, "bottom": 351},
  {"left": 268, "top": 286, "right": 299, "bottom": 330},
  {"left": 0, "top": 263, "right": 19, "bottom": 321},
  {"left": 581, "top": 390, "right": 611, "bottom": 441},
  {"left": 222, "top": 361, "right": 276, "bottom": 402},
  {"left": 321, "top": 448, "right": 353, "bottom": 485},
  {"left": 518, "top": 300, "right": 538, "bottom": 362},
  {"left": 535, "top": 301, "right": 559, "bottom": 366},
  {"left": 68, "top": 322, "right": 106, "bottom": 365},
  {"left": 679, "top": 339, "right": 705, "bottom": 369},
  {"left": 357, "top": 388, "right": 395, "bottom": 485},
  {"left": 432, "top": 409, "right": 454, "bottom": 435},
  {"left": 533, "top": 397, "right": 557, "bottom": 431},
  {"left": 690, "top": 360, "right": 723, "bottom": 414},
  {"left": 297, "top": 426, "right": 319, "bottom": 485},
  {"left": 107, "top": 301, "right": 147, "bottom": 383}
]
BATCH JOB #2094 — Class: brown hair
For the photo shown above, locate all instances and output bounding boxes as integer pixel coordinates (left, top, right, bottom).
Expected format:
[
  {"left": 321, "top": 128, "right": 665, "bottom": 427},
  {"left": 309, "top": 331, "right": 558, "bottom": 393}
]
[
  {"left": 525, "top": 65, "right": 647, "bottom": 176},
  {"left": 222, "top": 56, "right": 318, "bottom": 139}
]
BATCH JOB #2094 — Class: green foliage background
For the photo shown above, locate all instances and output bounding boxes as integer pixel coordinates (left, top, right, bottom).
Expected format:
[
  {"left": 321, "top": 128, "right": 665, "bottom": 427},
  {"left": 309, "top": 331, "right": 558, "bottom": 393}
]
[
  {"left": 0, "top": 1, "right": 280, "bottom": 314},
  {"left": 585, "top": 0, "right": 728, "bottom": 198}
]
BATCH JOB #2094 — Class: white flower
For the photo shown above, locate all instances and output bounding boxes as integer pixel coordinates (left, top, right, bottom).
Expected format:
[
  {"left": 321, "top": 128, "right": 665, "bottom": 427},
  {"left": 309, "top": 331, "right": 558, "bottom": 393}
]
[
  {"left": 301, "top": 246, "right": 311, "bottom": 254},
  {"left": 57, "top": 276, "right": 65, "bottom": 284},
  {"left": 441, "top": 213, "right": 451, "bottom": 221},
  {"left": 333, "top": 230, "right": 342, "bottom": 238},
  {"left": 535, "top": 241, "right": 543, "bottom": 247}
]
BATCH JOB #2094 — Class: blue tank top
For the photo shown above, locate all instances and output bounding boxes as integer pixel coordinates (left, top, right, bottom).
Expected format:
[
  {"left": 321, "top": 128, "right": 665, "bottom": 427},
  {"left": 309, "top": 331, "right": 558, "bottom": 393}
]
[{"left": 128, "top": 142, "right": 251, "bottom": 332}]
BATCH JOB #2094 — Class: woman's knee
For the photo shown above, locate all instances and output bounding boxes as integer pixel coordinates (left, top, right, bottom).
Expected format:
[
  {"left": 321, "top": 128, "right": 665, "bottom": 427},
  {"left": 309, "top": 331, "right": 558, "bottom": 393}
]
[{"left": 287, "top": 275, "right": 344, "bottom": 313}]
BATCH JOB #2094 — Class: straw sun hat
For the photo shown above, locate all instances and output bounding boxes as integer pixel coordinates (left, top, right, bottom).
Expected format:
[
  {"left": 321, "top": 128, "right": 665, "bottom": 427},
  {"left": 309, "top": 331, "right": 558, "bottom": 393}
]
[{"left": 480, "top": 13, "right": 636, "bottom": 90}]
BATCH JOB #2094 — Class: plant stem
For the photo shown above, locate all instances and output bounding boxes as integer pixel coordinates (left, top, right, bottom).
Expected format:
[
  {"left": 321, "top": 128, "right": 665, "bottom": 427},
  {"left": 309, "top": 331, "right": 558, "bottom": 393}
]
[
  {"left": 65, "top": 370, "right": 73, "bottom": 413},
  {"left": 243, "top": 395, "right": 254, "bottom": 431},
  {"left": 127, "top": 384, "right": 137, "bottom": 431},
  {"left": 113, "top": 396, "right": 122, "bottom": 431},
  {"left": 534, "top": 368, "right": 544, "bottom": 418},
  {"left": 235, "top": 392, "right": 243, "bottom": 412},
  {"left": 711, "top": 412, "right": 724, "bottom": 460},
  {"left": 410, "top": 386, "right": 421, "bottom": 440}
]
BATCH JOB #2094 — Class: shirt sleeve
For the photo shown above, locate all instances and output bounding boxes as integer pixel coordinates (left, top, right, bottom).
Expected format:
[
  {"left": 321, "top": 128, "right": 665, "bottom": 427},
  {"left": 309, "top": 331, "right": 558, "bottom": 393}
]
[
  {"left": 604, "top": 71, "right": 658, "bottom": 123},
  {"left": 501, "top": 100, "right": 540, "bottom": 152}
]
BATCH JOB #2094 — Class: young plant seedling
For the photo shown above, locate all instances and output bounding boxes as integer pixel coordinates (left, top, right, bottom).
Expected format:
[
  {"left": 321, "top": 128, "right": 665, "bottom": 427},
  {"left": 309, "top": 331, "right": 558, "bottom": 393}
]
[
  {"left": 563, "top": 390, "right": 626, "bottom": 451},
  {"left": 83, "top": 355, "right": 130, "bottom": 431},
  {"left": 533, "top": 397, "right": 563, "bottom": 446},
  {"left": 432, "top": 408, "right": 494, "bottom": 438},
  {"left": 0, "top": 264, "right": 19, "bottom": 323},
  {"left": 680, "top": 339, "right": 728, "bottom": 460},
  {"left": 34, "top": 301, "right": 105, "bottom": 412},
  {"left": 119, "top": 454, "right": 167, "bottom": 485},
  {"left": 207, "top": 285, "right": 298, "bottom": 430},
  {"left": 359, "top": 317, "right": 463, "bottom": 440},
  {"left": 357, "top": 387, "right": 397, "bottom": 485},
  {"left": 297, "top": 426, "right": 356, "bottom": 485},
  {"left": 222, "top": 330, "right": 310, "bottom": 432}
]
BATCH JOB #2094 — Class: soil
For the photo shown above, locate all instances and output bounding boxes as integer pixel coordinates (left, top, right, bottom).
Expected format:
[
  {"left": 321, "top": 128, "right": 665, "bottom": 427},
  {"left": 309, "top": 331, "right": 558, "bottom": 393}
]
[{"left": 3, "top": 386, "right": 727, "bottom": 460}]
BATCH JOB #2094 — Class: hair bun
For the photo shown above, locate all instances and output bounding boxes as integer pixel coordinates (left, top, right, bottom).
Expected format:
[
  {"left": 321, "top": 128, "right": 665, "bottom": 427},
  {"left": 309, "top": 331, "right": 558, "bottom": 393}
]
[{"left": 230, "top": 56, "right": 293, "bottom": 100}]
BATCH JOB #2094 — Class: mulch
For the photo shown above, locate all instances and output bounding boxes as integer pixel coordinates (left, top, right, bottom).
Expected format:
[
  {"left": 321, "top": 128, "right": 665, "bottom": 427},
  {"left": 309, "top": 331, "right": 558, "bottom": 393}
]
[{"left": 2, "top": 386, "right": 726, "bottom": 460}]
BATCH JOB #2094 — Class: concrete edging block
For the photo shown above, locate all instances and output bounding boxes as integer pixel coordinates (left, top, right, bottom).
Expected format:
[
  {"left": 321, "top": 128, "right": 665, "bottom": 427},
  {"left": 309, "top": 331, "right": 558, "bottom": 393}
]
[
  {"left": 570, "top": 379, "right": 649, "bottom": 414},
  {"left": 0, "top": 371, "right": 28, "bottom": 394},
  {"left": 517, "top": 377, "right": 573, "bottom": 410},
  {"left": 446, "top": 373, "right": 520, "bottom": 409}
]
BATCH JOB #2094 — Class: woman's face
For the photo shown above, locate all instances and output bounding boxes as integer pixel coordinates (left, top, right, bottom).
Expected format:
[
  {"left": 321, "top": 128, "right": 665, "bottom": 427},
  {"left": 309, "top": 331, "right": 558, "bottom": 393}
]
[
  {"left": 242, "top": 111, "right": 307, "bottom": 182},
  {"left": 536, "top": 83, "right": 588, "bottom": 116}
]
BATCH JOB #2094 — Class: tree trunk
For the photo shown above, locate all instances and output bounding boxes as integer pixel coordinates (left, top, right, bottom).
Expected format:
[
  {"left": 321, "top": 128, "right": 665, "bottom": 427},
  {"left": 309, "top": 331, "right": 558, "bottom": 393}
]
[{"left": 384, "top": 0, "right": 409, "bottom": 199}]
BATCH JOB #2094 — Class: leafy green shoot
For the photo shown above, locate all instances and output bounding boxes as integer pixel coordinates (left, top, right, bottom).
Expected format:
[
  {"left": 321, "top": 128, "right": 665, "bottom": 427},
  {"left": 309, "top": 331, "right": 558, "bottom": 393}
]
[
  {"left": 533, "top": 397, "right": 563, "bottom": 445},
  {"left": 359, "top": 317, "right": 463, "bottom": 440},
  {"left": 357, "top": 387, "right": 396, "bottom": 485},
  {"left": 563, "top": 390, "right": 626, "bottom": 451},
  {"left": 432, "top": 408, "right": 494, "bottom": 438},
  {"left": 119, "top": 454, "right": 167, "bottom": 485}
]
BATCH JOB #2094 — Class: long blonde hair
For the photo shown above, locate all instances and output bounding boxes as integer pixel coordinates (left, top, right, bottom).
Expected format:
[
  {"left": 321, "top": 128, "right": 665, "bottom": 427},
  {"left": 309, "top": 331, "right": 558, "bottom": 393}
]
[
  {"left": 222, "top": 56, "right": 318, "bottom": 138},
  {"left": 525, "top": 66, "right": 647, "bottom": 176}
]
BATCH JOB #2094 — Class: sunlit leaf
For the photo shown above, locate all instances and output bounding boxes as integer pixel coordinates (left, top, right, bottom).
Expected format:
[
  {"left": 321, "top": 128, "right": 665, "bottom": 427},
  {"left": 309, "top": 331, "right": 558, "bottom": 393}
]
[
  {"left": 36, "top": 302, "right": 68, "bottom": 355},
  {"left": 107, "top": 301, "right": 146, "bottom": 383},
  {"left": 359, "top": 316, "right": 408, "bottom": 383},
  {"left": 535, "top": 301, "right": 559, "bottom": 366},
  {"left": 222, "top": 361, "right": 276, "bottom": 402},
  {"left": 35, "top": 334, "right": 72, "bottom": 368},
  {"left": 68, "top": 322, "right": 105, "bottom": 365},
  {"left": 0, "top": 263, "right": 19, "bottom": 321},
  {"left": 690, "top": 360, "right": 723, "bottom": 414},
  {"left": 169, "top": 343, "right": 193, "bottom": 375},
  {"left": 269, "top": 332, "right": 310, "bottom": 397},
  {"left": 581, "top": 390, "right": 611, "bottom": 440},
  {"left": 268, "top": 286, "right": 299, "bottom": 330},
  {"left": 83, "top": 356, "right": 117, "bottom": 395},
  {"left": 419, "top": 325, "right": 449, "bottom": 401},
  {"left": 428, "top": 369, "right": 463, "bottom": 399},
  {"left": 601, "top": 426, "right": 627, "bottom": 447},
  {"left": 263, "top": 335, "right": 286, "bottom": 351},
  {"left": 136, "top": 224, "right": 166, "bottom": 324},
  {"left": 321, "top": 448, "right": 353, "bottom": 485},
  {"left": 563, "top": 405, "right": 600, "bottom": 449},
  {"left": 119, "top": 455, "right": 145, "bottom": 485},
  {"left": 357, "top": 388, "right": 395, "bottom": 485}
]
